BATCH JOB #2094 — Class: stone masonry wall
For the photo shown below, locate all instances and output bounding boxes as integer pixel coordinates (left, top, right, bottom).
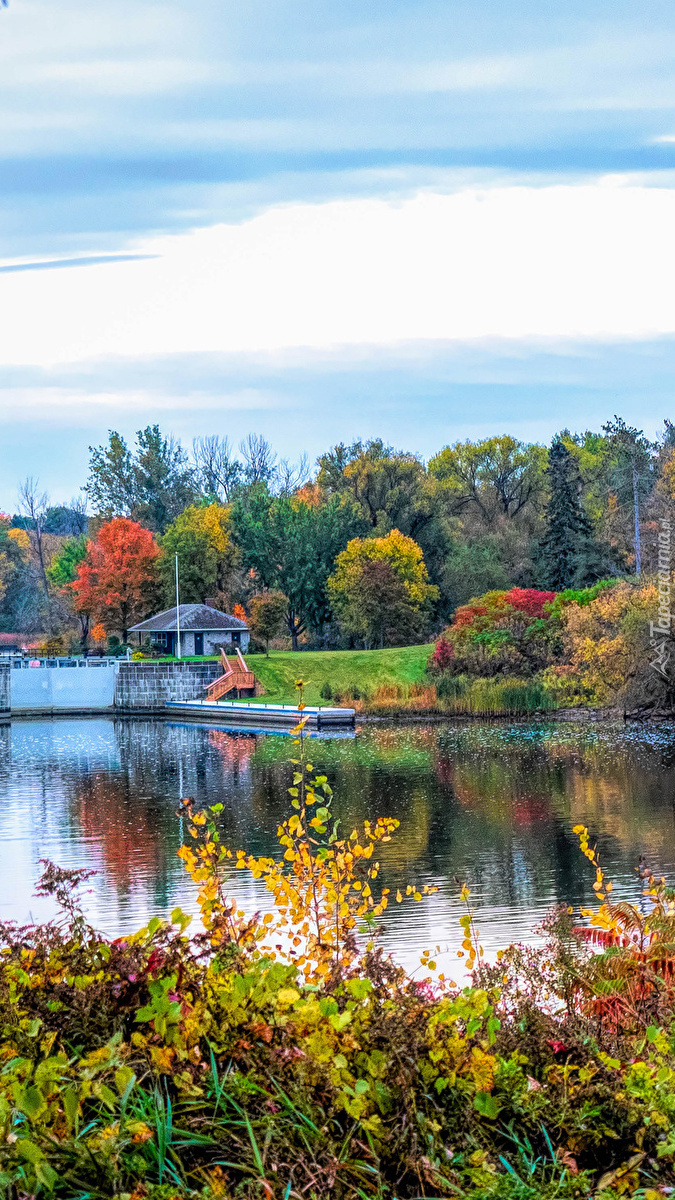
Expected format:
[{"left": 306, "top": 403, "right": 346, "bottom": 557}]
[
  {"left": 0, "top": 662, "right": 9, "bottom": 714},
  {"left": 115, "top": 661, "right": 222, "bottom": 710}
]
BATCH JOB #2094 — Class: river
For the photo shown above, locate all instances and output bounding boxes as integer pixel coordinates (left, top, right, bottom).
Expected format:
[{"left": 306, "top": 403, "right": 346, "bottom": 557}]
[{"left": 2, "top": 715, "right": 675, "bottom": 975}]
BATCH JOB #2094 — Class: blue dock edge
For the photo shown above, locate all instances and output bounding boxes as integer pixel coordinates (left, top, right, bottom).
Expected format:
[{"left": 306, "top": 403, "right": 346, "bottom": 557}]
[{"left": 165, "top": 699, "right": 356, "bottom": 729}]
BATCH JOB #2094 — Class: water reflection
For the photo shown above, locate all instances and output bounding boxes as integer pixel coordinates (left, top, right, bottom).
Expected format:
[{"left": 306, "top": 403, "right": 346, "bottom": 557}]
[{"left": 2, "top": 716, "right": 675, "bottom": 974}]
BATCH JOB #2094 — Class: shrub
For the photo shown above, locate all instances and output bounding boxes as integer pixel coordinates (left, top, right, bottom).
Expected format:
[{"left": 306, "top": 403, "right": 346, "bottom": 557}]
[
  {"left": 320, "top": 680, "right": 333, "bottom": 700},
  {"left": 437, "top": 588, "right": 561, "bottom": 679},
  {"left": 429, "top": 635, "right": 454, "bottom": 672}
]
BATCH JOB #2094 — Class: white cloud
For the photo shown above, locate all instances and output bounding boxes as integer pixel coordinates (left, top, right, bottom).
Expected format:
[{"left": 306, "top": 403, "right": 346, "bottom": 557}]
[{"left": 1, "top": 180, "right": 675, "bottom": 374}]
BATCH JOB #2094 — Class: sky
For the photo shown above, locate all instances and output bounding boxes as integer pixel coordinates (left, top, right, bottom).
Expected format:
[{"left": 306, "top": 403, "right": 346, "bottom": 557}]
[{"left": 1, "top": 0, "right": 675, "bottom": 506}]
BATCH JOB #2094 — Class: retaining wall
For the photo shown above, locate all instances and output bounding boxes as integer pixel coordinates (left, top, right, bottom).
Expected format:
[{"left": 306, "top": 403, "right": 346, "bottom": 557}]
[
  {"left": 114, "top": 661, "right": 222, "bottom": 711},
  {"left": 0, "top": 662, "right": 9, "bottom": 714},
  {"left": 10, "top": 662, "right": 118, "bottom": 713}
]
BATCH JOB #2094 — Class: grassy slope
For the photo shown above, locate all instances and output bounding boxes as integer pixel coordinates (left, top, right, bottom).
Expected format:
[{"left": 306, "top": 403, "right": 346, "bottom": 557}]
[{"left": 246, "top": 645, "right": 433, "bottom": 706}]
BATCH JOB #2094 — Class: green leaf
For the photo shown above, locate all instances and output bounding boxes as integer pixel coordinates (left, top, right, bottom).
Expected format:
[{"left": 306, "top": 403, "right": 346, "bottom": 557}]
[
  {"left": 36, "top": 1161, "right": 59, "bottom": 1190},
  {"left": 170, "top": 906, "right": 192, "bottom": 932},
  {"left": 347, "top": 978, "right": 373, "bottom": 1000},
  {"left": 354, "top": 1079, "right": 369, "bottom": 1095},
  {"left": 16, "top": 1138, "right": 44, "bottom": 1164},
  {"left": 94, "top": 1082, "right": 118, "bottom": 1109},
  {"left": 329, "top": 1011, "right": 353, "bottom": 1032},
  {"left": 63, "top": 1086, "right": 80, "bottom": 1129},
  {"left": 474, "top": 1091, "right": 501, "bottom": 1120},
  {"left": 16, "top": 1084, "right": 46, "bottom": 1120}
]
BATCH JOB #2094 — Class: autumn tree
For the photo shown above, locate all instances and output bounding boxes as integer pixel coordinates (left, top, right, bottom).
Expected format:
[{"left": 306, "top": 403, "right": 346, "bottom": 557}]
[
  {"left": 17, "top": 476, "right": 50, "bottom": 596},
  {"left": 427, "top": 436, "right": 548, "bottom": 610},
  {"left": 70, "top": 518, "right": 160, "bottom": 641},
  {"left": 317, "top": 439, "right": 452, "bottom": 594},
  {"left": 159, "top": 504, "right": 234, "bottom": 605},
  {"left": 600, "top": 416, "right": 655, "bottom": 575},
  {"left": 0, "top": 515, "right": 28, "bottom": 617},
  {"left": 327, "top": 529, "right": 438, "bottom": 647},
  {"left": 248, "top": 591, "right": 288, "bottom": 655}
]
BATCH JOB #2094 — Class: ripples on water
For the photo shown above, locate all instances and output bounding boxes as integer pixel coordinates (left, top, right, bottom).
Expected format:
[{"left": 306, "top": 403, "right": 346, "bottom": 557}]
[{"left": 1, "top": 716, "right": 675, "bottom": 976}]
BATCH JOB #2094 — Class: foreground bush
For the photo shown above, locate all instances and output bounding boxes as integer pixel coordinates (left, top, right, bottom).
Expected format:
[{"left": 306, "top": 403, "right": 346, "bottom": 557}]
[{"left": 3, "top": 698, "right": 675, "bottom": 1197}]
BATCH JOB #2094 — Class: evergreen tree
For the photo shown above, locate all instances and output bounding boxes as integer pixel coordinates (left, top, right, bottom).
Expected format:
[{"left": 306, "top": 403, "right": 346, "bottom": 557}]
[{"left": 539, "top": 440, "right": 597, "bottom": 590}]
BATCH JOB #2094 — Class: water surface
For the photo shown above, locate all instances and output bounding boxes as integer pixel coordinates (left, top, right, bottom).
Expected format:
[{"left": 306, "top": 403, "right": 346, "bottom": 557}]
[{"left": 2, "top": 716, "right": 675, "bottom": 975}]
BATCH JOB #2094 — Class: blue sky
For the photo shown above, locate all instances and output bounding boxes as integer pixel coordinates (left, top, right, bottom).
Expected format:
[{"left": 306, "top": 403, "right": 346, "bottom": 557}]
[{"left": 1, "top": 0, "right": 675, "bottom": 506}]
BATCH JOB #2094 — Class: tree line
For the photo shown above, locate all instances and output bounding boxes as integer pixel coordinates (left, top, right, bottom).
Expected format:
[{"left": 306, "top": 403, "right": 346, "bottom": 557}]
[{"left": 0, "top": 416, "right": 672, "bottom": 653}]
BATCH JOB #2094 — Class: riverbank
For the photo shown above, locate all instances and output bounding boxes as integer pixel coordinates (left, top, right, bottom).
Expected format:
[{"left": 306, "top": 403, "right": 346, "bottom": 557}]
[{"left": 5, "top": 752, "right": 675, "bottom": 1200}]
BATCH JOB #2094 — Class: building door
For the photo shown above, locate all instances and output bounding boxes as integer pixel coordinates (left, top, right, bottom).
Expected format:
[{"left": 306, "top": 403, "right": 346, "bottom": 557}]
[{"left": 194, "top": 633, "right": 204, "bottom": 656}]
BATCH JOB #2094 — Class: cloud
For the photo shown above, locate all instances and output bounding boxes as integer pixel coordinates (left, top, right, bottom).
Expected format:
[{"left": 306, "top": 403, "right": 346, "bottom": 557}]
[
  {"left": 1, "top": 182, "right": 675, "bottom": 369},
  {"left": 0, "top": 253, "right": 156, "bottom": 274},
  {"left": 3, "top": 0, "right": 675, "bottom": 252}
]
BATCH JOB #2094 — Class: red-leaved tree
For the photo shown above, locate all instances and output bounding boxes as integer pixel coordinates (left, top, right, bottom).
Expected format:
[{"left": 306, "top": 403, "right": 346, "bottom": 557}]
[{"left": 71, "top": 518, "right": 160, "bottom": 642}]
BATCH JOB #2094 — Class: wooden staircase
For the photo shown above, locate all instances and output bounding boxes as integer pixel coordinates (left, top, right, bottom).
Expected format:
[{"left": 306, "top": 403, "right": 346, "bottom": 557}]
[{"left": 204, "top": 648, "right": 257, "bottom": 701}]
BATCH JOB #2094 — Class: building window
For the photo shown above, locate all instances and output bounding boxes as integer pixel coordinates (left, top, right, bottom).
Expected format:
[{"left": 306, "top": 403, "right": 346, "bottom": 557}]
[
  {"left": 232, "top": 631, "right": 241, "bottom": 645},
  {"left": 153, "top": 632, "right": 168, "bottom": 648}
]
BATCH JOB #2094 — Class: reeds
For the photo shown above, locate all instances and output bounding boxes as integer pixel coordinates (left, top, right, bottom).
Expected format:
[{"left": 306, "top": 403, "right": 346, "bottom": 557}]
[{"left": 363, "top": 675, "right": 555, "bottom": 716}]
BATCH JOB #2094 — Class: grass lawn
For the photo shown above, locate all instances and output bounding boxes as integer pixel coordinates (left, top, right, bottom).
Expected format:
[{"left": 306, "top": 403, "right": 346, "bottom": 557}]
[
  {"left": 149, "top": 645, "right": 433, "bottom": 706},
  {"left": 244, "top": 645, "right": 433, "bottom": 706}
]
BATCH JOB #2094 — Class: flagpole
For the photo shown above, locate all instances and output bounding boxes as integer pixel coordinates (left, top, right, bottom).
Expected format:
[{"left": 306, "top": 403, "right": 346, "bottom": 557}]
[{"left": 175, "top": 554, "right": 182, "bottom": 659}]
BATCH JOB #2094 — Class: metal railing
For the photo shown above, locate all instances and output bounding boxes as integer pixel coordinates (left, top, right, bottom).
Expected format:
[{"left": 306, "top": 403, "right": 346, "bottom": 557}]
[{"left": 5, "top": 656, "right": 121, "bottom": 669}]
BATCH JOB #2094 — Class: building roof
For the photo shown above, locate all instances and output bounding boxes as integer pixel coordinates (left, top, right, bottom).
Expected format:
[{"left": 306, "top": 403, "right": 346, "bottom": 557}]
[{"left": 129, "top": 604, "right": 248, "bottom": 634}]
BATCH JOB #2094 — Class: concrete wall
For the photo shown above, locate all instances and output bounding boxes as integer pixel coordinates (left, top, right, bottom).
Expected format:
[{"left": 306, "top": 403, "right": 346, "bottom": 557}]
[
  {"left": 10, "top": 662, "right": 118, "bottom": 713},
  {"left": 0, "top": 662, "right": 9, "bottom": 714},
  {"left": 115, "top": 660, "right": 222, "bottom": 710}
]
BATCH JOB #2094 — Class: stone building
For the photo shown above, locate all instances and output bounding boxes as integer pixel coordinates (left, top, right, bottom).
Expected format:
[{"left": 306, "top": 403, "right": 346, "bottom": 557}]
[{"left": 129, "top": 603, "right": 249, "bottom": 657}]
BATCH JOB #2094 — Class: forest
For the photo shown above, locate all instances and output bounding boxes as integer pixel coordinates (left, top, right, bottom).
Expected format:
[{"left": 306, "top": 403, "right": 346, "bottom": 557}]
[{"left": 0, "top": 417, "right": 672, "bottom": 711}]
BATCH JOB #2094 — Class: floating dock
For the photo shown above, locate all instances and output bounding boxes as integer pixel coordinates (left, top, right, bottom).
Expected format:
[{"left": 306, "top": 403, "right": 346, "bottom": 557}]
[{"left": 165, "top": 699, "right": 356, "bottom": 729}]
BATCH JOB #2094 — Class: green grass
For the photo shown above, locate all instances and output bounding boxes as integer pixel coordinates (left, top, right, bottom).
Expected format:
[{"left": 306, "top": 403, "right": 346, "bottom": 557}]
[{"left": 243, "top": 645, "right": 434, "bottom": 706}]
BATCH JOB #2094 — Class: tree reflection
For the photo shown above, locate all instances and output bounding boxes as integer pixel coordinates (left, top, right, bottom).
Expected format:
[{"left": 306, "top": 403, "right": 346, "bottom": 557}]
[{"left": 4, "top": 716, "right": 675, "bottom": 956}]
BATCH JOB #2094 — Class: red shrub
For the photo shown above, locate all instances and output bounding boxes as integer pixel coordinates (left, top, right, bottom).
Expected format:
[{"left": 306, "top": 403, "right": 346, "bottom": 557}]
[
  {"left": 452, "top": 604, "right": 488, "bottom": 628},
  {"left": 429, "top": 637, "right": 454, "bottom": 671},
  {"left": 503, "top": 588, "right": 557, "bottom": 619}
]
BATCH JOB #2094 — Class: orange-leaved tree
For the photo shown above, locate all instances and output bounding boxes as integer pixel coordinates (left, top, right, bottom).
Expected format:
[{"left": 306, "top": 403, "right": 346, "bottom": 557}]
[{"left": 70, "top": 517, "right": 160, "bottom": 642}]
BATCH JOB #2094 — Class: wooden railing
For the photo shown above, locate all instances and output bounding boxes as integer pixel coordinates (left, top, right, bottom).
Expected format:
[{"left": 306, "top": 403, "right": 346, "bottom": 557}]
[{"left": 204, "top": 648, "right": 256, "bottom": 700}]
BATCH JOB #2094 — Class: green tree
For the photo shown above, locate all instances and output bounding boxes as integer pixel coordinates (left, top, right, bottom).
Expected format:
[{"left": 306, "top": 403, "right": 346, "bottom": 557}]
[
  {"left": 231, "top": 488, "right": 367, "bottom": 648},
  {"left": 85, "top": 431, "right": 137, "bottom": 518},
  {"left": 428, "top": 435, "right": 547, "bottom": 523},
  {"left": 327, "top": 529, "right": 438, "bottom": 648},
  {"left": 47, "top": 534, "right": 90, "bottom": 650},
  {"left": 134, "top": 425, "right": 196, "bottom": 532},
  {"left": 86, "top": 426, "right": 196, "bottom": 532},
  {"left": 248, "top": 591, "right": 288, "bottom": 655},
  {"left": 539, "top": 440, "right": 599, "bottom": 590},
  {"left": 159, "top": 504, "right": 233, "bottom": 605}
]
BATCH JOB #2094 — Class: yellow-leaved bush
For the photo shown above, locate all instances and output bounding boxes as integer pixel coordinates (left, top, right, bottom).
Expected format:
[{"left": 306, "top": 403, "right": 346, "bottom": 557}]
[{"left": 178, "top": 681, "right": 438, "bottom": 982}]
